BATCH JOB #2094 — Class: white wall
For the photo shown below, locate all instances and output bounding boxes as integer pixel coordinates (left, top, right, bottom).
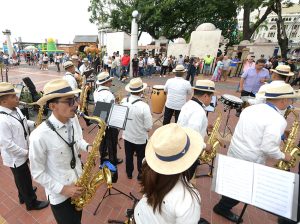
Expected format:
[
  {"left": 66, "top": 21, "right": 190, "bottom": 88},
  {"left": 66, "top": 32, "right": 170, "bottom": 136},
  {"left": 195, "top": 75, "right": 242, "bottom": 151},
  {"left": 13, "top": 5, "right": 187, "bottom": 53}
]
[
  {"left": 106, "top": 32, "right": 125, "bottom": 56},
  {"left": 167, "top": 43, "right": 190, "bottom": 58},
  {"left": 189, "top": 30, "right": 221, "bottom": 58}
]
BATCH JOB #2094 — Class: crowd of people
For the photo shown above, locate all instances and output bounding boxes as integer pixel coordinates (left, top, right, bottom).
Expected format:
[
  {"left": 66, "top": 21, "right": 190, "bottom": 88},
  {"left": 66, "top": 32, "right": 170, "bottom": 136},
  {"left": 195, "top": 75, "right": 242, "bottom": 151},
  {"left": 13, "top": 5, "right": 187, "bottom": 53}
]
[{"left": 0, "top": 47, "right": 300, "bottom": 224}]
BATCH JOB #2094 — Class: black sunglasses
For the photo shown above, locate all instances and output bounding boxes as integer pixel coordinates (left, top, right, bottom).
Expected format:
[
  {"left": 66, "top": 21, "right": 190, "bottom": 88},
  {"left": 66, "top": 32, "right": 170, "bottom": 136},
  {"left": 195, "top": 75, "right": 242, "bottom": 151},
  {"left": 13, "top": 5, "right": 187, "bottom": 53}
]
[{"left": 56, "top": 96, "right": 80, "bottom": 107}]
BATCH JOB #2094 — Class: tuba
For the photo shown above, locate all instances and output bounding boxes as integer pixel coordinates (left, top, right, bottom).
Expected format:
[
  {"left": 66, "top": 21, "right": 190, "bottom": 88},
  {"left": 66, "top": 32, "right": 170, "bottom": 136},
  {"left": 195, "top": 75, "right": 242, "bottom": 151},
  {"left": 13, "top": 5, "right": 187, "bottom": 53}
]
[
  {"left": 71, "top": 85, "right": 112, "bottom": 211},
  {"left": 199, "top": 111, "right": 222, "bottom": 164},
  {"left": 276, "top": 109, "right": 300, "bottom": 171}
]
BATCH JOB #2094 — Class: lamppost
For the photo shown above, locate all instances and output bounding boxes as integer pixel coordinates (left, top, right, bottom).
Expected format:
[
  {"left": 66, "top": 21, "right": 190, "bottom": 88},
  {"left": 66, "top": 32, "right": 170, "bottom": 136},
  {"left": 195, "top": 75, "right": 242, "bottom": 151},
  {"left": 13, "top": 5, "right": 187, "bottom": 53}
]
[
  {"left": 130, "top": 10, "right": 139, "bottom": 78},
  {"left": 2, "top": 29, "right": 14, "bottom": 58}
]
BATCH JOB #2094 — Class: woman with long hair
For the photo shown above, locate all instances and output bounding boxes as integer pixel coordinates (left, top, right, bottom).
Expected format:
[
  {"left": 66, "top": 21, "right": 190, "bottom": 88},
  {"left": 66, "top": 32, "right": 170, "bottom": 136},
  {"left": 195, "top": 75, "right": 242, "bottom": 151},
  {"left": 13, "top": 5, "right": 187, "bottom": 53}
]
[{"left": 134, "top": 123, "right": 208, "bottom": 224}]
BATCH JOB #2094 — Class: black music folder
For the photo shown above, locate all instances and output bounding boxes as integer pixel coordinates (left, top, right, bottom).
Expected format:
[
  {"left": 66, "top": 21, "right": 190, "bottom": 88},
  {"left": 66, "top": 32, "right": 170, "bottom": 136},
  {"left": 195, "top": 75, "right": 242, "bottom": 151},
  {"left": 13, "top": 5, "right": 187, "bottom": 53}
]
[{"left": 93, "top": 102, "right": 129, "bottom": 129}]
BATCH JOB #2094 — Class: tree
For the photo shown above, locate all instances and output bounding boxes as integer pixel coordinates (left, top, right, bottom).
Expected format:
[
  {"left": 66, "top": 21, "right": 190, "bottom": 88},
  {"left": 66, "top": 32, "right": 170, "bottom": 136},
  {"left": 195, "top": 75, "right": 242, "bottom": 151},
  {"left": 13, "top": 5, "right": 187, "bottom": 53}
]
[
  {"left": 271, "top": 0, "right": 293, "bottom": 58},
  {"left": 88, "top": 0, "right": 239, "bottom": 43},
  {"left": 237, "top": 0, "right": 274, "bottom": 40}
]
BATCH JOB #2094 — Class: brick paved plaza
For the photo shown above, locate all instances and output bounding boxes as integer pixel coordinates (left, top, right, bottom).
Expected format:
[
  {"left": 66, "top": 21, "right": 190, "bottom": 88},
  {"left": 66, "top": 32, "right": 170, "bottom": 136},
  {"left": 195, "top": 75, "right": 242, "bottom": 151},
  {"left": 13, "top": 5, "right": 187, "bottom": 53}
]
[{"left": 0, "top": 63, "right": 298, "bottom": 224}]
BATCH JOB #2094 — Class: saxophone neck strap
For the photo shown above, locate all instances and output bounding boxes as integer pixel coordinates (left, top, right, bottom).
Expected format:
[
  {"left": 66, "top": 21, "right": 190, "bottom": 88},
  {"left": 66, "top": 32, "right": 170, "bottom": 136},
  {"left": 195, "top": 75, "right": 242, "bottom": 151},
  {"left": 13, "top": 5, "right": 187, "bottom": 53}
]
[
  {"left": 0, "top": 110, "right": 30, "bottom": 138},
  {"left": 191, "top": 97, "right": 206, "bottom": 109},
  {"left": 46, "top": 119, "right": 76, "bottom": 169}
]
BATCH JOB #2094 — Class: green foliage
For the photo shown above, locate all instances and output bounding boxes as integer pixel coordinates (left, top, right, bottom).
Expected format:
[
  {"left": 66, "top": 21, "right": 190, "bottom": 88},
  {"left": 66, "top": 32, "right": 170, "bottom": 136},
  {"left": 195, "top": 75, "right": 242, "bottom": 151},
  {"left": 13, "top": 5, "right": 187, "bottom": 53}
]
[{"left": 88, "top": 0, "right": 238, "bottom": 41}]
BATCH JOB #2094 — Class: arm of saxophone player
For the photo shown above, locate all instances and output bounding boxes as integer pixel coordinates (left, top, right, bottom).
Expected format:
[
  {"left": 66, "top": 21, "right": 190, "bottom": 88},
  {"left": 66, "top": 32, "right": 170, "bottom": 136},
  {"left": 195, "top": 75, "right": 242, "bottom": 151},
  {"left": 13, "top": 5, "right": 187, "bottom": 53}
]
[
  {"left": 0, "top": 119, "right": 28, "bottom": 157},
  {"left": 74, "top": 115, "right": 89, "bottom": 152},
  {"left": 27, "top": 120, "right": 35, "bottom": 131},
  {"left": 260, "top": 122, "right": 285, "bottom": 160},
  {"left": 29, "top": 135, "right": 64, "bottom": 194}
]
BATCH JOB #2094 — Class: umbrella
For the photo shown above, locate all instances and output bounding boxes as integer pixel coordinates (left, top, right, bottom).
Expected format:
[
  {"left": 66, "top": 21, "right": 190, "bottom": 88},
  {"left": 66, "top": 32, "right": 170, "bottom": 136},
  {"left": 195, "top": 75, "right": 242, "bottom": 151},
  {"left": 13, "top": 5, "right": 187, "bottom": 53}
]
[{"left": 24, "top": 46, "right": 37, "bottom": 51}]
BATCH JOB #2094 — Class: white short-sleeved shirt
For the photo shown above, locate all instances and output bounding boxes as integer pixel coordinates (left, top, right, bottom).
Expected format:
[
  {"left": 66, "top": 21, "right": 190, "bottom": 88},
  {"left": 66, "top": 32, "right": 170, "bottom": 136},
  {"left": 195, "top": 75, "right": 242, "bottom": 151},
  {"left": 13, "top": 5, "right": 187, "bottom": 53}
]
[
  {"left": 121, "top": 95, "right": 153, "bottom": 144},
  {"left": 29, "top": 114, "right": 89, "bottom": 205},
  {"left": 177, "top": 99, "right": 207, "bottom": 138},
  {"left": 0, "top": 106, "right": 35, "bottom": 167},
  {"left": 134, "top": 180, "right": 201, "bottom": 224},
  {"left": 93, "top": 86, "right": 115, "bottom": 104},
  {"left": 228, "top": 103, "right": 286, "bottom": 164},
  {"left": 63, "top": 72, "right": 78, "bottom": 90},
  {"left": 164, "top": 77, "right": 192, "bottom": 110}
]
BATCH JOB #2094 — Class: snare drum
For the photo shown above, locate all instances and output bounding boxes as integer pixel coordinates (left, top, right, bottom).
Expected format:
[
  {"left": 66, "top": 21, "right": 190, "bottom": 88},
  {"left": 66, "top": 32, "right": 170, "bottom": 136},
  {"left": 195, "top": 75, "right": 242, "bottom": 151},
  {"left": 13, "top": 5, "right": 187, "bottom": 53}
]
[
  {"left": 151, "top": 85, "right": 166, "bottom": 114},
  {"left": 220, "top": 94, "right": 243, "bottom": 109}
]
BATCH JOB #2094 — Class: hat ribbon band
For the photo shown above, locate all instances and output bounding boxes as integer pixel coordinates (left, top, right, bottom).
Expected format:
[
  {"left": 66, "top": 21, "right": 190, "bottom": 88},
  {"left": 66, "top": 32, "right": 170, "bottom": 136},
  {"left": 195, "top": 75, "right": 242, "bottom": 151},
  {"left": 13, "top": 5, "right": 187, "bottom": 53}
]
[
  {"left": 275, "top": 69, "right": 289, "bottom": 74},
  {"left": 98, "top": 76, "right": 111, "bottom": 83},
  {"left": 0, "top": 88, "right": 15, "bottom": 94},
  {"left": 195, "top": 85, "right": 215, "bottom": 90},
  {"left": 130, "top": 85, "right": 144, "bottom": 91},
  {"left": 46, "top": 86, "right": 73, "bottom": 95},
  {"left": 155, "top": 135, "right": 190, "bottom": 162},
  {"left": 265, "top": 92, "right": 294, "bottom": 97}
]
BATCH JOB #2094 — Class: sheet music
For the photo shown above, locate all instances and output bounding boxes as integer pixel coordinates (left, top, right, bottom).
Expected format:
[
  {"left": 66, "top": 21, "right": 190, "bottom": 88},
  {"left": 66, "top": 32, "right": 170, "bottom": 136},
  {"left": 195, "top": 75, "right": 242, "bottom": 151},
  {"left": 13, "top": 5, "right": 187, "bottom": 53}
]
[
  {"left": 108, "top": 104, "right": 128, "bottom": 129},
  {"left": 252, "top": 164, "right": 297, "bottom": 220},
  {"left": 213, "top": 154, "right": 299, "bottom": 221},
  {"left": 215, "top": 154, "right": 253, "bottom": 204}
]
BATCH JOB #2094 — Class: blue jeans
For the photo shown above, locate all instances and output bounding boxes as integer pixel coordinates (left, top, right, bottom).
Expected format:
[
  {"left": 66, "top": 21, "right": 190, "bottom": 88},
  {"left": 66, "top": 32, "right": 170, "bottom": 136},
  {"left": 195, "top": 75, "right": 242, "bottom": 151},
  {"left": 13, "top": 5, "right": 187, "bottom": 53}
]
[
  {"left": 122, "top": 65, "right": 129, "bottom": 76},
  {"left": 138, "top": 67, "right": 144, "bottom": 76},
  {"left": 110, "top": 68, "right": 118, "bottom": 78},
  {"left": 147, "top": 65, "right": 154, "bottom": 77}
]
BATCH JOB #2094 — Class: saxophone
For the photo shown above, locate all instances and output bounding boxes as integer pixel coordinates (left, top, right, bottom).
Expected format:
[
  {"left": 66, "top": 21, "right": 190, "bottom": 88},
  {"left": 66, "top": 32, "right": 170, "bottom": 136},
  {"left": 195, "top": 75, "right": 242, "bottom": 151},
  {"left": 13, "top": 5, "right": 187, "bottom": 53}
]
[
  {"left": 35, "top": 105, "right": 44, "bottom": 127},
  {"left": 276, "top": 109, "right": 300, "bottom": 171},
  {"left": 199, "top": 111, "right": 222, "bottom": 164},
  {"left": 71, "top": 85, "right": 112, "bottom": 211}
]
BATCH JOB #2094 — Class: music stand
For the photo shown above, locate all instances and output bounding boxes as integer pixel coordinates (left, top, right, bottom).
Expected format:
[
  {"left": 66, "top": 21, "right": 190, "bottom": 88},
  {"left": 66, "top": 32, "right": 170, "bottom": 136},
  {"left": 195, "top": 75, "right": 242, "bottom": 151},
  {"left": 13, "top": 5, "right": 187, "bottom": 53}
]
[
  {"left": 221, "top": 105, "right": 234, "bottom": 138},
  {"left": 108, "top": 192, "right": 139, "bottom": 223},
  {"left": 93, "top": 184, "right": 133, "bottom": 215}
]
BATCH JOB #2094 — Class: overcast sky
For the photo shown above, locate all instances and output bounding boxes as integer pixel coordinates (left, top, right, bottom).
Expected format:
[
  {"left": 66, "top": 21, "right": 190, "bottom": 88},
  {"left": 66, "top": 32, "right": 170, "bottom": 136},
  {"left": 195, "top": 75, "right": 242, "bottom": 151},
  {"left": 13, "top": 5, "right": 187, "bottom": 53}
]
[{"left": 0, "top": 0, "right": 152, "bottom": 45}]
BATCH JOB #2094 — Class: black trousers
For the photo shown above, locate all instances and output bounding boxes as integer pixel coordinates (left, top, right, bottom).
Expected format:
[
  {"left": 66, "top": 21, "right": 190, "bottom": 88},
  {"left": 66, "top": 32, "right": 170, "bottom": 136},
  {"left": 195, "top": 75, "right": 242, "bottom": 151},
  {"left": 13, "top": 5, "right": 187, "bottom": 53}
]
[
  {"left": 10, "top": 161, "right": 37, "bottom": 207},
  {"left": 163, "top": 106, "right": 180, "bottom": 125},
  {"left": 241, "top": 90, "right": 255, "bottom": 97},
  {"left": 99, "top": 127, "right": 119, "bottom": 166},
  {"left": 124, "top": 140, "right": 146, "bottom": 176},
  {"left": 186, "top": 71, "right": 196, "bottom": 86},
  {"left": 160, "top": 66, "right": 168, "bottom": 76},
  {"left": 215, "top": 195, "right": 239, "bottom": 211},
  {"left": 51, "top": 198, "right": 82, "bottom": 224}
]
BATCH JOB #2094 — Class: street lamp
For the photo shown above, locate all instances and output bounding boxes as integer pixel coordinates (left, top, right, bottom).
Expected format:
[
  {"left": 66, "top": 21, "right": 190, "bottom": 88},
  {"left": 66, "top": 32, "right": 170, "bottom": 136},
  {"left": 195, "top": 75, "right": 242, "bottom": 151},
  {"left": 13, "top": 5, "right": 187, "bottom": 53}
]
[{"left": 130, "top": 10, "right": 139, "bottom": 78}]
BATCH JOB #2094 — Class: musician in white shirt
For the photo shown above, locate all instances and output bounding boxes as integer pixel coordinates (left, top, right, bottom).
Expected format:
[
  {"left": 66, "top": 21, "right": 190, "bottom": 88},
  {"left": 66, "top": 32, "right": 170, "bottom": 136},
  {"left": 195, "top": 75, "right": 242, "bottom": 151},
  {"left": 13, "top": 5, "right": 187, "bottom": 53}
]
[
  {"left": 29, "top": 79, "right": 92, "bottom": 224},
  {"left": 93, "top": 72, "right": 123, "bottom": 166},
  {"left": 134, "top": 124, "right": 204, "bottom": 224},
  {"left": 121, "top": 78, "right": 152, "bottom": 180},
  {"left": 213, "top": 83, "right": 294, "bottom": 223},
  {"left": 163, "top": 65, "right": 192, "bottom": 125},
  {"left": 177, "top": 80, "right": 215, "bottom": 138},
  {"left": 79, "top": 58, "right": 89, "bottom": 75},
  {"left": 0, "top": 82, "right": 49, "bottom": 211},
  {"left": 63, "top": 61, "right": 78, "bottom": 90}
]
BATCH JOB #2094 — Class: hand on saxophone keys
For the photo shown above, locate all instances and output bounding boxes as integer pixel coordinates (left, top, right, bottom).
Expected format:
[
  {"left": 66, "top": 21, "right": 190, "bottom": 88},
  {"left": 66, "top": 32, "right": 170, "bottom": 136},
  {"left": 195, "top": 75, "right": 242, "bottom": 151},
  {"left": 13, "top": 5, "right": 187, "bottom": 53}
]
[
  {"left": 60, "top": 184, "right": 84, "bottom": 198},
  {"left": 283, "top": 153, "right": 292, "bottom": 162},
  {"left": 205, "top": 143, "right": 213, "bottom": 154}
]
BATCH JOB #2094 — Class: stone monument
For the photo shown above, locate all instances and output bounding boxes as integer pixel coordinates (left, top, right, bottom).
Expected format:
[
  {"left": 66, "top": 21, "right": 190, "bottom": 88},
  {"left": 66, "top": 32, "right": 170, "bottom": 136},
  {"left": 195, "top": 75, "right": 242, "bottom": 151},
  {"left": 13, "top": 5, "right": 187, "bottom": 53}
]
[{"left": 167, "top": 23, "right": 222, "bottom": 58}]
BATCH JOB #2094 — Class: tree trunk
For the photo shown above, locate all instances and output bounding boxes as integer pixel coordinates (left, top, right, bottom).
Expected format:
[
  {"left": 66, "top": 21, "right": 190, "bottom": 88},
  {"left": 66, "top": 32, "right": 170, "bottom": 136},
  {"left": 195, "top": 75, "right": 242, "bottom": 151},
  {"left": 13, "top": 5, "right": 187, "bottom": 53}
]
[
  {"left": 273, "top": 0, "right": 289, "bottom": 58},
  {"left": 243, "top": 4, "right": 273, "bottom": 41},
  {"left": 243, "top": 3, "right": 251, "bottom": 40}
]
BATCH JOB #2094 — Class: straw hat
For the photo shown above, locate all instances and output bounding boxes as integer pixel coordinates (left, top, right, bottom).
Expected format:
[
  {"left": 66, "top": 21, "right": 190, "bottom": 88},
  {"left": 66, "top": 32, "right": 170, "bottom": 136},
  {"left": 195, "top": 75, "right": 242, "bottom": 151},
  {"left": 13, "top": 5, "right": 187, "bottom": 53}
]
[
  {"left": 193, "top": 80, "right": 216, "bottom": 93},
  {"left": 263, "top": 83, "right": 299, "bottom": 99},
  {"left": 63, "top": 61, "right": 74, "bottom": 69},
  {"left": 270, "top": 65, "right": 294, "bottom": 77},
  {"left": 0, "top": 82, "right": 19, "bottom": 97},
  {"left": 125, "top": 77, "right": 147, "bottom": 93},
  {"left": 172, "top": 64, "right": 186, "bottom": 73},
  {"left": 82, "top": 58, "right": 89, "bottom": 63},
  {"left": 145, "top": 123, "right": 204, "bottom": 175},
  {"left": 37, "top": 79, "right": 81, "bottom": 105},
  {"left": 96, "top": 72, "right": 114, "bottom": 85}
]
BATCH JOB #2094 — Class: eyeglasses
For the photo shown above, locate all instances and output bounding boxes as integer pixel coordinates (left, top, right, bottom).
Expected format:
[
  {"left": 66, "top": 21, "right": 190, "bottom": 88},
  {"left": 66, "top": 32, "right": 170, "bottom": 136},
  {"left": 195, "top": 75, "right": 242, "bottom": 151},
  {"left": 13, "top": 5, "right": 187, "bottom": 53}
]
[{"left": 56, "top": 97, "right": 80, "bottom": 107}]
